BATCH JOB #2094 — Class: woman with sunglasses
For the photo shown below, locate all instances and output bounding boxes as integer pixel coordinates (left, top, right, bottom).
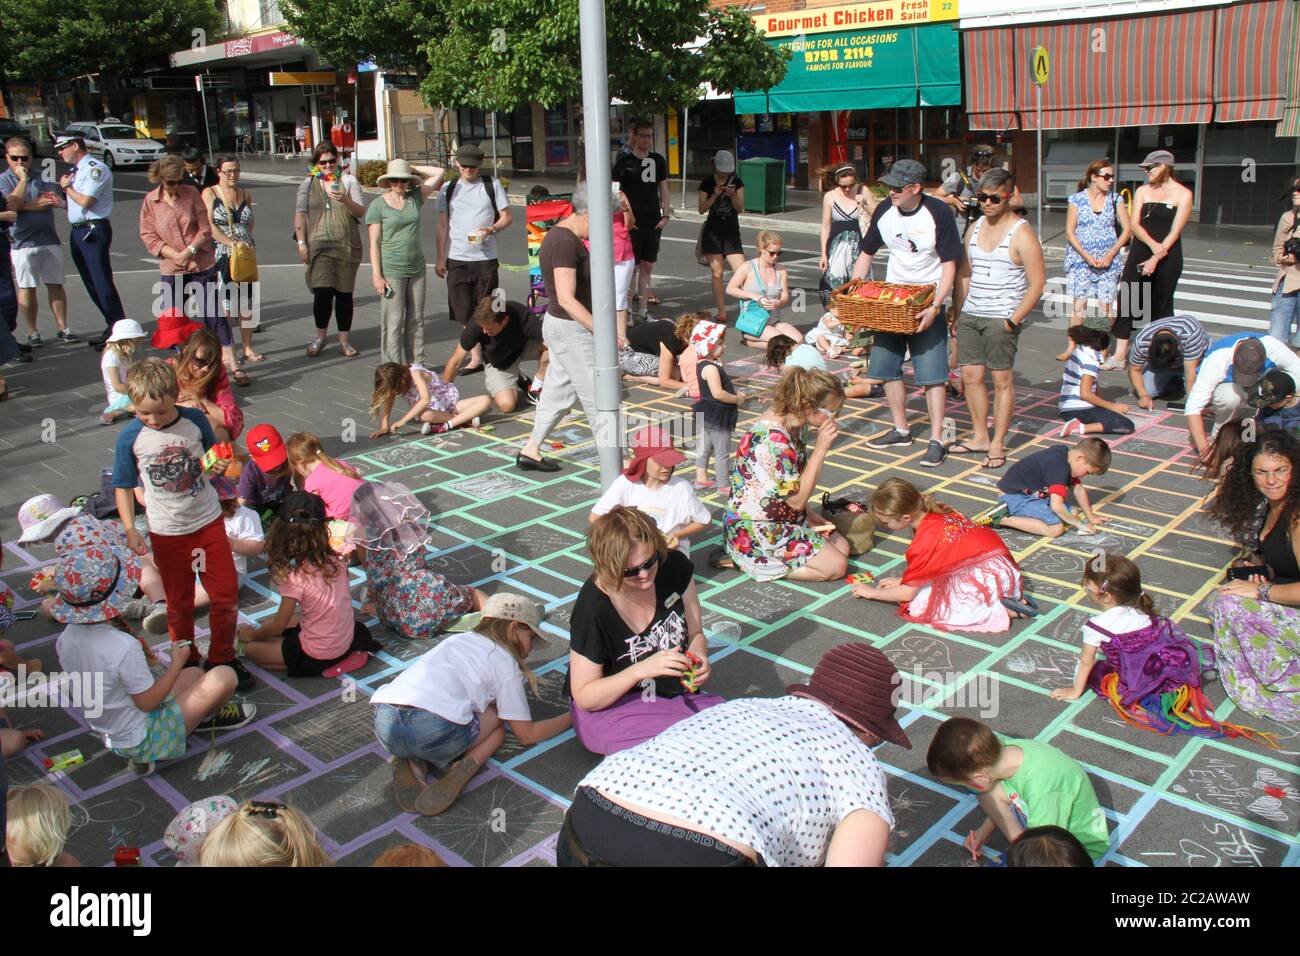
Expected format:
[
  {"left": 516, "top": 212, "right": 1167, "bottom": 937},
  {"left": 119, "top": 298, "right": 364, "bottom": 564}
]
[
  {"left": 567, "top": 506, "right": 722, "bottom": 755},
  {"left": 202, "top": 155, "right": 261, "bottom": 373},
  {"left": 726, "top": 229, "right": 804, "bottom": 347},
  {"left": 172, "top": 328, "right": 243, "bottom": 442},
  {"left": 293, "top": 142, "right": 365, "bottom": 358},
  {"left": 1268, "top": 177, "right": 1300, "bottom": 350},
  {"left": 1058, "top": 159, "right": 1130, "bottom": 362},
  {"left": 819, "top": 163, "right": 877, "bottom": 308},
  {"left": 140, "top": 155, "right": 239, "bottom": 378},
  {"left": 1109, "top": 149, "right": 1192, "bottom": 371}
]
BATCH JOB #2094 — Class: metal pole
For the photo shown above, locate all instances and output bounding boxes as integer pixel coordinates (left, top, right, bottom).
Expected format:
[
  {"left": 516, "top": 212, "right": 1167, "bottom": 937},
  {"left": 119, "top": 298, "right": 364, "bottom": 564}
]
[
  {"left": 198, "top": 75, "right": 213, "bottom": 157},
  {"left": 579, "top": 0, "right": 623, "bottom": 489},
  {"left": 1036, "top": 81, "right": 1043, "bottom": 238},
  {"left": 490, "top": 111, "right": 498, "bottom": 173},
  {"left": 680, "top": 105, "right": 689, "bottom": 211}
]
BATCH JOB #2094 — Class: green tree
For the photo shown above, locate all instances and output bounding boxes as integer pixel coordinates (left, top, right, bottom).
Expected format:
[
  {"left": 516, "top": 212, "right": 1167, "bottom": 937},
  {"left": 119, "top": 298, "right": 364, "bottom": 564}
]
[
  {"left": 0, "top": 0, "right": 222, "bottom": 82},
  {"left": 419, "top": 0, "right": 788, "bottom": 113},
  {"left": 278, "top": 0, "right": 447, "bottom": 73}
]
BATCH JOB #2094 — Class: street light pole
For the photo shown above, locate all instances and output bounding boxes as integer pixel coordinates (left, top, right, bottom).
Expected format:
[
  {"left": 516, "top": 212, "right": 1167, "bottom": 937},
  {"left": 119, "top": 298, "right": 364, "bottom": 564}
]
[{"left": 579, "top": 0, "right": 623, "bottom": 488}]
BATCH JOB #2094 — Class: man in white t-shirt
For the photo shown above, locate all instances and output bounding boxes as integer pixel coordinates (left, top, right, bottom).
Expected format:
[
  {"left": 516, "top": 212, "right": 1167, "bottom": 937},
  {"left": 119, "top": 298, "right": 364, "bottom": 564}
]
[
  {"left": 436, "top": 144, "right": 511, "bottom": 373},
  {"left": 851, "top": 159, "right": 963, "bottom": 468},
  {"left": 1185, "top": 332, "right": 1300, "bottom": 455}
]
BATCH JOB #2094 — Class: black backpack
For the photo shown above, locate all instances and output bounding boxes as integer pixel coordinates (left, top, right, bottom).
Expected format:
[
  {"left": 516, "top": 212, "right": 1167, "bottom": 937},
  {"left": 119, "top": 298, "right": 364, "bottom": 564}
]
[{"left": 444, "top": 174, "right": 499, "bottom": 224}]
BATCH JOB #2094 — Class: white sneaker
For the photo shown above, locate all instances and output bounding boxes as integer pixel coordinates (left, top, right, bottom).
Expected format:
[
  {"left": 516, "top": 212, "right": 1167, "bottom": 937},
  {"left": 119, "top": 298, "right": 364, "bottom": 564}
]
[
  {"left": 120, "top": 599, "right": 151, "bottom": 621},
  {"left": 1059, "top": 418, "right": 1085, "bottom": 438}
]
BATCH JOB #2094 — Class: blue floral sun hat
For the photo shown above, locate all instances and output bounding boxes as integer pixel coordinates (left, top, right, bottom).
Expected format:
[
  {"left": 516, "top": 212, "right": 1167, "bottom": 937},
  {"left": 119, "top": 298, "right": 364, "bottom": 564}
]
[{"left": 49, "top": 545, "right": 142, "bottom": 625}]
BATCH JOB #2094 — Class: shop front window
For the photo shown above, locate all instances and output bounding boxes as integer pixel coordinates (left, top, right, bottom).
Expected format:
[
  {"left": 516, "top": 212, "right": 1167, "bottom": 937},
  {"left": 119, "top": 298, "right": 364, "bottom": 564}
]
[
  {"left": 841, "top": 107, "right": 964, "bottom": 185},
  {"left": 544, "top": 103, "right": 576, "bottom": 168}
]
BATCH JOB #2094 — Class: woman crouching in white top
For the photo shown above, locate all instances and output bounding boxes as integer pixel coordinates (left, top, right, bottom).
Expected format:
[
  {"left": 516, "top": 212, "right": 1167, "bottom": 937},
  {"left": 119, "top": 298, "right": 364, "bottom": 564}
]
[{"left": 558, "top": 643, "right": 903, "bottom": 867}]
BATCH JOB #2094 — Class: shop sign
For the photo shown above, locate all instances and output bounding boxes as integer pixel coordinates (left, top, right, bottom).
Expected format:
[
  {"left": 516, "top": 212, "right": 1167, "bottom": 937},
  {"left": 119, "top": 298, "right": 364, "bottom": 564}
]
[{"left": 756, "top": 0, "right": 958, "bottom": 39}]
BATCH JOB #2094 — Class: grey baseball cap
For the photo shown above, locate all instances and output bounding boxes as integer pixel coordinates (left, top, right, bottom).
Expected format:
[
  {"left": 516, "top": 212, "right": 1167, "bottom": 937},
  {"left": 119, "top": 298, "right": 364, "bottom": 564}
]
[
  {"left": 1232, "top": 337, "right": 1268, "bottom": 389},
  {"left": 879, "top": 158, "right": 927, "bottom": 189}
]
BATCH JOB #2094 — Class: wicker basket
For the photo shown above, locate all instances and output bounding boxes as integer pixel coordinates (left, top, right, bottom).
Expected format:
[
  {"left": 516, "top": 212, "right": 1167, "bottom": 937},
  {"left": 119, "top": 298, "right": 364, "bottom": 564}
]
[{"left": 831, "top": 279, "right": 935, "bottom": 335}]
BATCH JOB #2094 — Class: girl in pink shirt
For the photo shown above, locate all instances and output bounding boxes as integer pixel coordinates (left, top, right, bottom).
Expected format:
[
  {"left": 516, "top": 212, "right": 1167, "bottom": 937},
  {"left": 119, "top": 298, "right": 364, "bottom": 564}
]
[
  {"left": 237, "top": 491, "right": 381, "bottom": 677},
  {"left": 286, "top": 431, "right": 363, "bottom": 519}
]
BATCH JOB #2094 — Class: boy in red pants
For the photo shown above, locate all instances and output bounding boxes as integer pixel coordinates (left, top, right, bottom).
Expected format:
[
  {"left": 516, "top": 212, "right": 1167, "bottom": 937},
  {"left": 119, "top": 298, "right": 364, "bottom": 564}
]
[{"left": 113, "top": 359, "right": 253, "bottom": 690}]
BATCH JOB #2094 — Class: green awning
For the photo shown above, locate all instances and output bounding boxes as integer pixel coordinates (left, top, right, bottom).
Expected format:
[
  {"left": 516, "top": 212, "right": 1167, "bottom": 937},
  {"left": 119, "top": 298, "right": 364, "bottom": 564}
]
[{"left": 734, "top": 22, "right": 960, "bottom": 114}]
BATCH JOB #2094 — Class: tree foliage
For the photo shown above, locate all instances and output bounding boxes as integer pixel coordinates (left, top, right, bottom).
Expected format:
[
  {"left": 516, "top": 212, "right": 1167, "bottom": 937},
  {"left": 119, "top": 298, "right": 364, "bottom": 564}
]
[
  {"left": 0, "top": 0, "right": 222, "bottom": 81},
  {"left": 279, "top": 0, "right": 447, "bottom": 74}
]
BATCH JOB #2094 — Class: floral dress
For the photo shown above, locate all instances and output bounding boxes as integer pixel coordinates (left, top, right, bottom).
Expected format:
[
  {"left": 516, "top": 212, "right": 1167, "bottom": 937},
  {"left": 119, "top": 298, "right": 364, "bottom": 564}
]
[
  {"left": 408, "top": 363, "right": 460, "bottom": 414},
  {"left": 724, "top": 420, "right": 824, "bottom": 581},
  {"left": 1210, "top": 593, "right": 1300, "bottom": 723},
  {"left": 363, "top": 544, "right": 475, "bottom": 640},
  {"left": 1064, "top": 190, "right": 1124, "bottom": 302},
  {"left": 212, "top": 190, "right": 253, "bottom": 285}
]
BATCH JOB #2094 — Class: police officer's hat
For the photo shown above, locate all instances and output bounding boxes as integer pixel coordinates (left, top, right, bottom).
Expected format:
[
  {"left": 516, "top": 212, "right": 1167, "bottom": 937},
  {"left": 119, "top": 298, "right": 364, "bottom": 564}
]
[{"left": 52, "top": 130, "right": 85, "bottom": 150}]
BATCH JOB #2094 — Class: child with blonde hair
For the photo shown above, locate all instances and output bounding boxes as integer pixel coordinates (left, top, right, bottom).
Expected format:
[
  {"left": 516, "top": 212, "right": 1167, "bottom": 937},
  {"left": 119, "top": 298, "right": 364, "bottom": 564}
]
[
  {"left": 372, "top": 843, "right": 447, "bottom": 867},
  {"left": 369, "top": 361, "right": 492, "bottom": 438},
  {"left": 100, "top": 319, "right": 148, "bottom": 425},
  {"left": 286, "top": 431, "right": 362, "bottom": 521},
  {"left": 371, "top": 592, "right": 571, "bottom": 815},
  {"left": 853, "top": 478, "right": 1033, "bottom": 633},
  {"left": 5, "top": 784, "right": 79, "bottom": 866},
  {"left": 198, "top": 800, "right": 331, "bottom": 867},
  {"left": 236, "top": 491, "right": 381, "bottom": 676},
  {"left": 674, "top": 310, "right": 709, "bottom": 399}
]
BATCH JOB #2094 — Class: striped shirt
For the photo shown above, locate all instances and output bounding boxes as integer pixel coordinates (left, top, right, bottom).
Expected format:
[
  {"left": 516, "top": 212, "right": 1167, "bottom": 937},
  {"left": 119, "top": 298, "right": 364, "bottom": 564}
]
[
  {"left": 1130, "top": 315, "right": 1210, "bottom": 369},
  {"left": 1061, "top": 345, "right": 1103, "bottom": 412},
  {"left": 963, "top": 217, "right": 1028, "bottom": 319}
]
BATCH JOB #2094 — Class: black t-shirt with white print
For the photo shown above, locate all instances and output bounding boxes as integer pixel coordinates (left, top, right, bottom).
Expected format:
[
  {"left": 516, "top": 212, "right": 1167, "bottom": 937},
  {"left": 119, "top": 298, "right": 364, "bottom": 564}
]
[
  {"left": 568, "top": 548, "right": 694, "bottom": 701},
  {"left": 859, "top": 192, "right": 963, "bottom": 285},
  {"left": 614, "top": 150, "right": 668, "bottom": 219}
]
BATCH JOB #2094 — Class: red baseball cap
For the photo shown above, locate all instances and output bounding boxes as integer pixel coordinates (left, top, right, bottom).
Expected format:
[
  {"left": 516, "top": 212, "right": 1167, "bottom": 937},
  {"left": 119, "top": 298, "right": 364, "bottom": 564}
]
[
  {"left": 623, "top": 425, "right": 686, "bottom": 481},
  {"left": 246, "top": 423, "right": 287, "bottom": 472}
]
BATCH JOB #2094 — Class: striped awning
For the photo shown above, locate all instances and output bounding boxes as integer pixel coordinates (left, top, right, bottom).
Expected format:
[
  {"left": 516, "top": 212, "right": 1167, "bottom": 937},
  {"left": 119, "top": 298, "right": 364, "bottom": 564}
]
[
  {"left": 1215, "top": 0, "right": 1294, "bottom": 122},
  {"left": 964, "top": 11, "right": 1215, "bottom": 131},
  {"left": 1278, "top": 0, "right": 1300, "bottom": 135}
]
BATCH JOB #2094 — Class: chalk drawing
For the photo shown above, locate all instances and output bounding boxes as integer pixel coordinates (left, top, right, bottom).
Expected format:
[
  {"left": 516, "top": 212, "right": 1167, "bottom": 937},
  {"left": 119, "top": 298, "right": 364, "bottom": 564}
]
[
  {"left": 449, "top": 472, "right": 534, "bottom": 501},
  {"left": 886, "top": 635, "right": 955, "bottom": 672}
]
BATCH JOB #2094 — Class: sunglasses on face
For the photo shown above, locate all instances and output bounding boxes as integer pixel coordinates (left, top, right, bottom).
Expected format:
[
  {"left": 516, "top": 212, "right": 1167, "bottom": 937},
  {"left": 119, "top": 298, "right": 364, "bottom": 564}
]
[
  {"left": 765, "top": 249, "right": 782, "bottom": 258},
  {"left": 976, "top": 192, "right": 1008, "bottom": 204},
  {"left": 317, "top": 159, "right": 338, "bottom": 166},
  {"left": 220, "top": 168, "right": 240, "bottom": 175},
  {"left": 8, "top": 154, "right": 31, "bottom": 162},
  {"left": 623, "top": 552, "right": 660, "bottom": 578},
  {"left": 1095, "top": 173, "right": 1114, "bottom": 181},
  {"left": 458, "top": 163, "right": 479, "bottom": 171},
  {"left": 193, "top": 354, "right": 214, "bottom": 368}
]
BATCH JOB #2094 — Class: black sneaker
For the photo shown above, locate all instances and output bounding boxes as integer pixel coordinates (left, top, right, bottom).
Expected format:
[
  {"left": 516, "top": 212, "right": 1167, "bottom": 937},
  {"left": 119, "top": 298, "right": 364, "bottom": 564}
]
[
  {"left": 4, "top": 353, "right": 33, "bottom": 365},
  {"left": 919, "top": 440, "right": 947, "bottom": 468},
  {"left": 206, "top": 657, "right": 256, "bottom": 692},
  {"left": 868, "top": 428, "right": 913, "bottom": 449},
  {"left": 866, "top": 384, "right": 885, "bottom": 399},
  {"left": 195, "top": 701, "right": 257, "bottom": 732},
  {"left": 57, "top": 328, "right": 80, "bottom": 343}
]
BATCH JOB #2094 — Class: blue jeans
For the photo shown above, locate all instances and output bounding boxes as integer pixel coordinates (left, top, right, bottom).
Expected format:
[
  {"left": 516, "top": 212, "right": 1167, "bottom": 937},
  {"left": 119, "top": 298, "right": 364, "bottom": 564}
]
[
  {"left": 866, "top": 306, "right": 950, "bottom": 386},
  {"left": 373, "top": 703, "right": 479, "bottom": 769},
  {"left": 1268, "top": 290, "right": 1300, "bottom": 347},
  {"left": 1141, "top": 367, "right": 1184, "bottom": 399},
  {"left": 999, "top": 492, "right": 1062, "bottom": 526}
]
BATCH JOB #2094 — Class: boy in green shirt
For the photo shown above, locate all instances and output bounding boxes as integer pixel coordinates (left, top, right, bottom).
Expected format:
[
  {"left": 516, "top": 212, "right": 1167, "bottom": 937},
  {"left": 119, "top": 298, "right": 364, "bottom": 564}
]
[{"left": 927, "top": 717, "right": 1110, "bottom": 862}]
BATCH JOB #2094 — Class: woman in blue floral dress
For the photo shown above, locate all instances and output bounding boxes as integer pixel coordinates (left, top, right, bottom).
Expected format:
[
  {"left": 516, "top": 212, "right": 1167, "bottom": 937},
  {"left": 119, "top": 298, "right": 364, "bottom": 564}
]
[
  {"left": 351, "top": 481, "right": 485, "bottom": 639},
  {"left": 723, "top": 368, "right": 850, "bottom": 582},
  {"left": 1058, "top": 159, "right": 1130, "bottom": 362}
]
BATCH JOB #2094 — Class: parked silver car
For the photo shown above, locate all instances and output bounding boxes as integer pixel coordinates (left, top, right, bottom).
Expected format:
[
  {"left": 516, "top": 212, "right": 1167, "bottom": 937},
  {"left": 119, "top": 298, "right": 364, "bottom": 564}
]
[{"left": 66, "top": 122, "right": 166, "bottom": 168}]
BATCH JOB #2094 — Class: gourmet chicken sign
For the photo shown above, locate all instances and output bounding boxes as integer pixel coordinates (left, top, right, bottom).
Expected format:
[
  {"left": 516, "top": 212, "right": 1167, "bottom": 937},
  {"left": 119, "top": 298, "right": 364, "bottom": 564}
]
[{"left": 756, "top": 0, "right": 959, "bottom": 38}]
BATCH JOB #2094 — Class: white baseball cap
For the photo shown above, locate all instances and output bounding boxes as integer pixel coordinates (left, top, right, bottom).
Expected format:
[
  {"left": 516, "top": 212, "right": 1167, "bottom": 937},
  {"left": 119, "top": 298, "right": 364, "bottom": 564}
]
[{"left": 481, "top": 592, "right": 548, "bottom": 642}]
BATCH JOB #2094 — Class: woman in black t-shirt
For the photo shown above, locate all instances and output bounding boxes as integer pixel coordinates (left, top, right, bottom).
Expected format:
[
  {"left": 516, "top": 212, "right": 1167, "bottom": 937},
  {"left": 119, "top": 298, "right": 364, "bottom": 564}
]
[
  {"left": 698, "top": 150, "right": 746, "bottom": 323},
  {"left": 618, "top": 316, "right": 689, "bottom": 390},
  {"left": 568, "top": 506, "right": 724, "bottom": 754}
]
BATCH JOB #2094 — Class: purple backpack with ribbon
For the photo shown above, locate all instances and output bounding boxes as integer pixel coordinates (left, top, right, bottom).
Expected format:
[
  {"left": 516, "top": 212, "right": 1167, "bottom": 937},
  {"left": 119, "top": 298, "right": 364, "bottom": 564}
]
[{"left": 1084, "top": 616, "right": 1214, "bottom": 707}]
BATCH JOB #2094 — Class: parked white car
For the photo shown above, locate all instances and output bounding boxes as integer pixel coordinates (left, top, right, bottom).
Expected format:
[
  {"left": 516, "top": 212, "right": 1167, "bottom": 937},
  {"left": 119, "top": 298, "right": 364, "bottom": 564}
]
[{"left": 66, "top": 123, "right": 166, "bottom": 169}]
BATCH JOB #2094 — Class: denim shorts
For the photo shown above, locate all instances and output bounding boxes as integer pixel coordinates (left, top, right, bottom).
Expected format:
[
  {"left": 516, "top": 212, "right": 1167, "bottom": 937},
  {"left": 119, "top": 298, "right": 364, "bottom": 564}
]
[
  {"left": 999, "top": 492, "right": 1062, "bottom": 526},
  {"left": 373, "top": 703, "right": 479, "bottom": 769},
  {"left": 865, "top": 306, "right": 949, "bottom": 386}
]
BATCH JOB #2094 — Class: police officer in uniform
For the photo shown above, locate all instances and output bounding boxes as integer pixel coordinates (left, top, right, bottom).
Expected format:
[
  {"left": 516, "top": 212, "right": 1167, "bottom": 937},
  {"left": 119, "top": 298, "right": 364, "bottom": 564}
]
[{"left": 54, "top": 131, "right": 125, "bottom": 349}]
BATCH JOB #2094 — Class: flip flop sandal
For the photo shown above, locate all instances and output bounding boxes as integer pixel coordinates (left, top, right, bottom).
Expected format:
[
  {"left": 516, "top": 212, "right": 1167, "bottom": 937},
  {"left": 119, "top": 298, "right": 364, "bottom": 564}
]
[
  {"left": 391, "top": 757, "right": 424, "bottom": 813},
  {"left": 708, "top": 550, "right": 736, "bottom": 571},
  {"left": 231, "top": 369, "right": 251, "bottom": 387},
  {"left": 243, "top": 351, "right": 266, "bottom": 364},
  {"left": 946, "top": 442, "right": 990, "bottom": 455},
  {"left": 339, "top": 343, "right": 360, "bottom": 358},
  {"left": 1000, "top": 595, "right": 1041, "bottom": 618},
  {"left": 306, "top": 339, "right": 325, "bottom": 357},
  {"left": 982, "top": 455, "right": 1007, "bottom": 469},
  {"left": 647, "top": 293, "right": 661, "bottom": 305}
]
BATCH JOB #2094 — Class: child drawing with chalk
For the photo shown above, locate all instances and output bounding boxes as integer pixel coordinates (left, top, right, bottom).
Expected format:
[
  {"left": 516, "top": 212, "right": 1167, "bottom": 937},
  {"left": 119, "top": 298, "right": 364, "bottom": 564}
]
[
  {"left": 851, "top": 478, "right": 1035, "bottom": 633},
  {"left": 51, "top": 548, "right": 254, "bottom": 773}
]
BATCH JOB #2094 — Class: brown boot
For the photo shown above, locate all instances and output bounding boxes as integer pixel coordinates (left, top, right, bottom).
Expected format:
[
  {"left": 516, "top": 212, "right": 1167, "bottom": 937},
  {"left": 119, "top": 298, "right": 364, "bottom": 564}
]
[{"left": 414, "top": 755, "right": 481, "bottom": 816}]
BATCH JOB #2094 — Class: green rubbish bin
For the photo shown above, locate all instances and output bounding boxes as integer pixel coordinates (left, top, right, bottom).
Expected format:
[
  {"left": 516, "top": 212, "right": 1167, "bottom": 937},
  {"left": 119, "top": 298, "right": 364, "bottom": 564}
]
[{"left": 738, "top": 157, "right": 787, "bottom": 214}]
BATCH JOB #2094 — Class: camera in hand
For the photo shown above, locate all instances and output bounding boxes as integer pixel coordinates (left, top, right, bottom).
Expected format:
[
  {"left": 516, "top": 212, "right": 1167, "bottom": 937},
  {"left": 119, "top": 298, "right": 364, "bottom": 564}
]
[{"left": 1284, "top": 237, "right": 1300, "bottom": 259}]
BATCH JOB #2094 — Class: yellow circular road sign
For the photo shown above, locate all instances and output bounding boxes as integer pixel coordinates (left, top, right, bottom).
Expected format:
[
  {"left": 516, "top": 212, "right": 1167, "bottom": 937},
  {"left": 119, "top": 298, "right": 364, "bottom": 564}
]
[{"left": 1033, "top": 46, "right": 1050, "bottom": 85}]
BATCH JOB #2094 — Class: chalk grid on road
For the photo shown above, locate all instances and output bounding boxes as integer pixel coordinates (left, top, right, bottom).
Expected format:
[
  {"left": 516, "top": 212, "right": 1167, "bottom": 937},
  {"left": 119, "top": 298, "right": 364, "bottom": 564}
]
[{"left": 3, "top": 357, "right": 1298, "bottom": 867}]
